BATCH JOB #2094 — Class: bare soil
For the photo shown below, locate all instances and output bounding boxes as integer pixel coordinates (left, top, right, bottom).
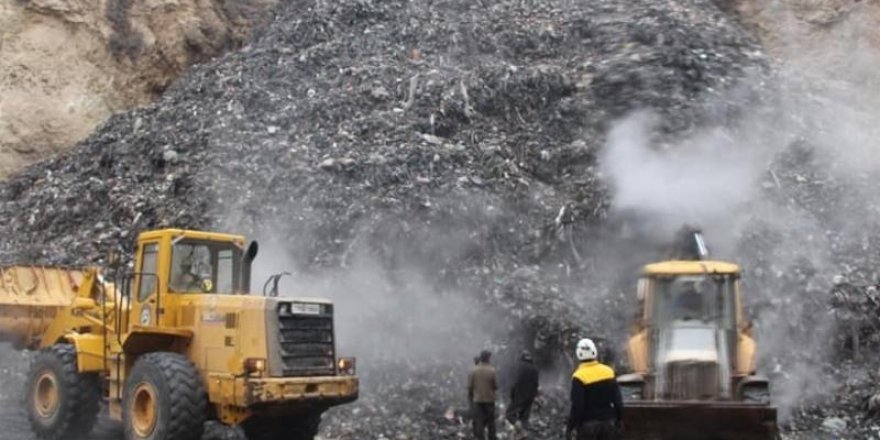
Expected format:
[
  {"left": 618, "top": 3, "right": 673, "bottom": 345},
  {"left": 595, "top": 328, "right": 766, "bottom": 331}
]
[{"left": 0, "top": 0, "right": 276, "bottom": 178}]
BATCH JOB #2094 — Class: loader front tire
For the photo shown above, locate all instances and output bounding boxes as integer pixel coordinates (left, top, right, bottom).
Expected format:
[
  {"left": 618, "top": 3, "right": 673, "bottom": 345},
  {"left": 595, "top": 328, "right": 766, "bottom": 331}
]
[
  {"left": 25, "top": 343, "right": 101, "bottom": 440},
  {"left": 123, "top": 352, "right": 207, "bottom": 440}
]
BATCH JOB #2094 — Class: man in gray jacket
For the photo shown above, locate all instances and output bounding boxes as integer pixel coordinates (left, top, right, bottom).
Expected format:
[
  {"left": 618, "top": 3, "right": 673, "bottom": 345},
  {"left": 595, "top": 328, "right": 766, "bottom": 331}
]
[{"left": 468, "top": 350, "right": 498, "bottom": 440}]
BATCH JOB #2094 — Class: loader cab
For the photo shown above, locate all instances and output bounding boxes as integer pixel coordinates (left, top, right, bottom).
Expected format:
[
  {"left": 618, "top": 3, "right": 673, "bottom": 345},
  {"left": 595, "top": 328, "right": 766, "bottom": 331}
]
[
  {"left": 124, "top": 229, "right": 256, "bottom": 329},
  {"left": 634, "top": 261, "right": 744, "bottom": 330},
  {"left": 627, "top": 260, "right": 751, "bottom": 376}
]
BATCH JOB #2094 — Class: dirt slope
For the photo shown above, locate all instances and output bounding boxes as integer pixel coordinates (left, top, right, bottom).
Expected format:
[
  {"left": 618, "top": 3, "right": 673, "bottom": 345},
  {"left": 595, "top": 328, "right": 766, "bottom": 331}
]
[
  {"left": 725, "top": 0, "right": 880, "bottom": 53},
  {"left": 0, "top": 0, "right": 276, "bottom": 178}
]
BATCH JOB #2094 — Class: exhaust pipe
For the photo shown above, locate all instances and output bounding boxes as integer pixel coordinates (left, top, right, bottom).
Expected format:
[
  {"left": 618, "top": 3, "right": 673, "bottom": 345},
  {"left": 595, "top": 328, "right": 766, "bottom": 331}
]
[{"left": 672, "top": 225, "right": 710, "bottom": 260}]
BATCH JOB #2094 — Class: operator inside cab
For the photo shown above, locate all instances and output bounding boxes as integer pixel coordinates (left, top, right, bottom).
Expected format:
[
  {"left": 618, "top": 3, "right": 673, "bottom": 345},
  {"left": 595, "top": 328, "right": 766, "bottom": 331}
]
[
  {"left": 170, "top": 258, "right": 202, "bottom": 292},
  {"left": 673, "top": 281, "right": 703, "bottom": 320},
  {"left": 655, "top": 274, "right": 738, "bottom": 328},
  {"left": 169, "top": 244, "right": 214, "bottom": 293},
  {"left": 166, "top": 238, "right": 244, "bottom": 294}
]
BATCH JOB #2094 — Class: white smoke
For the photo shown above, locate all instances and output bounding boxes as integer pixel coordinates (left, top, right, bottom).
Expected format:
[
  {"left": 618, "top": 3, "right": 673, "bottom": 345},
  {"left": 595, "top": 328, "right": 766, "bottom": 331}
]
[
  {"left": 243, "top": 218, "right": 504, "bottom": 380},
  {"left": 599, "top": 109, "right": 772, "bottom": 248}
]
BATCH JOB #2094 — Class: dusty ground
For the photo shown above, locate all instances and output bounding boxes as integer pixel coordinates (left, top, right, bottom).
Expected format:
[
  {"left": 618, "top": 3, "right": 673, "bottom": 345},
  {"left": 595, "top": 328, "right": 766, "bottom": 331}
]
[
  {"left": 0, "top": 0, "right": 276, "bottom": 178},
  {"left": 0, "top": 407, "right": 121, "bottom": 440}
]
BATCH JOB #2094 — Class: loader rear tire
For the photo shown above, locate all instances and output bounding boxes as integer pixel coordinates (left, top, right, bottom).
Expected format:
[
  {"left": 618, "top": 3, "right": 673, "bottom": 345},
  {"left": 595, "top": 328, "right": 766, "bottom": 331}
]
[
  {"left": 25, "top": 343, "right": 101, "bottom": 440},
  {"left": 123, "top": 352, "right": 207, "bottom": 440}
]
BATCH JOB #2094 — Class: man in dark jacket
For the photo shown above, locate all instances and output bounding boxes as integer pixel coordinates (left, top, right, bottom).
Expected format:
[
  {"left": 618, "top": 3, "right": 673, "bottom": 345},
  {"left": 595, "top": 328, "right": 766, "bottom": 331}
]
[
  {"left": 506, "top": 350, "right": 539, "bottom": 437},
  {"left": 469, "top": 350, "right": 498, "bottom": 440},
  {"left": 566, "top": 338, "right": 623, "bottom": 440}
]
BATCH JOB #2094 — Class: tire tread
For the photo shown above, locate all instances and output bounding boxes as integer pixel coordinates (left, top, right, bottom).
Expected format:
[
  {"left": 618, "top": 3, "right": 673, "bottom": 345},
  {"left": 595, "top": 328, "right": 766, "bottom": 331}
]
[
  {"left": 124, "top": 352, "right": 207, "bottom": 440},
  {"left": 26, "top": 343, "right": 101, "bottom": 440}
]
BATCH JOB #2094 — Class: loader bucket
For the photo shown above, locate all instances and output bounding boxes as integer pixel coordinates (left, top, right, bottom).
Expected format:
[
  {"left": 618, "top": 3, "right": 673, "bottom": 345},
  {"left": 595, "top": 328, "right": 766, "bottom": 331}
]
[
  {"left": 619, "top": 401, "right": 778, "bottom": 440},
  {"left": 0, "top": 266, "right": 89, "bottom": 348}
]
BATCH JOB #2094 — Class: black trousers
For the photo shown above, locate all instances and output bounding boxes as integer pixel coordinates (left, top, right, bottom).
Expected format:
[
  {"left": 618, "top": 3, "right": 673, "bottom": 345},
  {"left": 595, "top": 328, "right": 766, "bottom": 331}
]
[
  {"left": 576, "top": 421, "right": 616, "bottom": 440},
  {"left": 472, "top": 402, "right": 497, "bottom": 440},
  {"left": 505, "top": 398, "right": 534, "bottom": 428}
]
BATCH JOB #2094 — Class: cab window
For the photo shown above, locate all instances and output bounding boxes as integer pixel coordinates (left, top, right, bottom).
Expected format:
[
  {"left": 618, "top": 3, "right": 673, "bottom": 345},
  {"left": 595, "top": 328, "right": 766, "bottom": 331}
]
[
  {"left": 169, "top": 239, "right": 241, "bottom": 294},
  {"left": 217, "top": 249, "right": 234, "bottom": 293},
  {"left": 138, "top": 243, "right": 158, "bottom": 301},
  {"left": 653, "top": 275, "right": 736, "bottom": 328}
]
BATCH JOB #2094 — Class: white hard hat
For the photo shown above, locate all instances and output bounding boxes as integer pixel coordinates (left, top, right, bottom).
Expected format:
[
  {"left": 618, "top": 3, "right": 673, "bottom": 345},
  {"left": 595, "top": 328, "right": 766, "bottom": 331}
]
[{"left": 576, "top": 338, "right": 598, "bottom": 361}]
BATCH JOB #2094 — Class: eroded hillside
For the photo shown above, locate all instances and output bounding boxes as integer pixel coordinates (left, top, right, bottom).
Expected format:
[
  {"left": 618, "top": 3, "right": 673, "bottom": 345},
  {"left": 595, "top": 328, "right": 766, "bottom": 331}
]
[{"left": 0, "top": 0, "right": 275, "bottom": 177}]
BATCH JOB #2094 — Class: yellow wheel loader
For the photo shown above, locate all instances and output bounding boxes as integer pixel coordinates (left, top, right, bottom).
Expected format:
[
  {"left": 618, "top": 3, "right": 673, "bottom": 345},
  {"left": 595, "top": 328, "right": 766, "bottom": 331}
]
[
  {"left": 616, "top": 229, "right": 778, "bottom": 440},
  {"left": 0, "top": 229, "right": 358, "bottom": 440}
]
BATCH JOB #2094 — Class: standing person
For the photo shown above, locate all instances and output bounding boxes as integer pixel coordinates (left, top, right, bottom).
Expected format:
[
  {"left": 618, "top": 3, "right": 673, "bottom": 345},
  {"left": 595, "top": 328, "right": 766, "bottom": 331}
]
[
  {"left": 466, "top": 355, "right": 480, "bottom": 420},
  {"left": 565, "top": 339, "right": 623, "bottom": 440},
  {"left": 468, "top": 350, "right": 498, "bottom": 440},
  {"left": 506, "top": 350, "right": 539, "bottom": 438}
]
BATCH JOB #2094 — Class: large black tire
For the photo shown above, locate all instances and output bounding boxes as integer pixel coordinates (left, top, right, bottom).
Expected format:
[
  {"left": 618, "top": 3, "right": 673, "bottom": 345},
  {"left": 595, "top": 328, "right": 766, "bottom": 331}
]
[
  {"left": 243, "top": 412, "right": 321, "bottom": 440},
  {"left": 122, "top": 352, "right": 207, "bottom": 440},
  {"left": 25, "top": 343, "right": 101, "bottom": 440},
  {"left": 203, "top": 421, "right": 248, "bottom": 440}
]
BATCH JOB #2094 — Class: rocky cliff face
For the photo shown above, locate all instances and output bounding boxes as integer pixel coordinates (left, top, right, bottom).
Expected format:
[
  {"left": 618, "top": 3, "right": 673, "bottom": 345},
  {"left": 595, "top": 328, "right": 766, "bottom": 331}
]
[
  {"left": 726, "top": 0, "right": 880, "bottom": 53},
  {"left": 0, "top": 0, "right": 275, "bottom": 177}
]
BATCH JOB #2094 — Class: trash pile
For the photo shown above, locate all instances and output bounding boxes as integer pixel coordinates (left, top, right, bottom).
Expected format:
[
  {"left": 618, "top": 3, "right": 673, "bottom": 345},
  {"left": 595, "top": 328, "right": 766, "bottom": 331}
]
[
  {"left": 320, "top": 361, "right": 572, "bottom": 440},
  {"left": 1, "top": 0, "right": 880, "bottom": 438},
  {"left": 732, "top": 129, "right": 880, "bottom": 436},
  {"left": 0, "top": 0, "right": 763, "bottom": 267}
]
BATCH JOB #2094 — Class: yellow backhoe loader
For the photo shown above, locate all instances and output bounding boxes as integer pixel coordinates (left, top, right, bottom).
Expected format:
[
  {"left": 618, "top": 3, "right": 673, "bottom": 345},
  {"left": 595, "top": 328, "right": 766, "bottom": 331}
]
[
  {"left": 0, "top": 228, "right": 358, "bottom": 440},
  {"left": 616, "top": 228, "right": 777, "bottom": 439}
]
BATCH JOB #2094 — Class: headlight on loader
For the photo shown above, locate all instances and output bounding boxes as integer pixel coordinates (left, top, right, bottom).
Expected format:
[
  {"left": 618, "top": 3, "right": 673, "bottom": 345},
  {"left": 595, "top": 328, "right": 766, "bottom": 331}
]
[
  {"left": 337, "top": 357, "right": 356, "bottom": 375},
  {"left": 244, "top": 358, "right": 267, "bottom": 375}
]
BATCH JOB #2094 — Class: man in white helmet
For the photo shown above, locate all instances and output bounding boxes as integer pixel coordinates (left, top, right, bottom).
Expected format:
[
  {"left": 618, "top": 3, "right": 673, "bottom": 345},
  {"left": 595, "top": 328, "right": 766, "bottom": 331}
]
[{"left": 565, "top": 338, "right": 623, "bottom": 439}]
